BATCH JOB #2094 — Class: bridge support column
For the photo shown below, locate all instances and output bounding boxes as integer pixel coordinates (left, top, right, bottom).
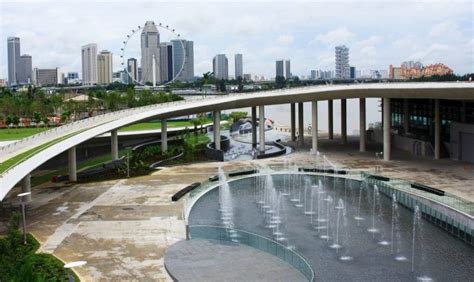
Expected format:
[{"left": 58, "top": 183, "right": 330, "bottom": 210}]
[
  {"left": 434, "top": 99, "right": 441, "bottom": 160},
  {"left": 359, "top": 98, "right": 366, "bottom": 152},
  {"left": 328, "top": 100, "right": 333, "bottom": 140},
  {"left": 68, "top": 146, "right": 77, "bottom": 182},
  {"left": 251, "top": 107, "right": 257, "bottom": 148},
  {"left": 21, "top": 174, "right": 32, "bottom": 202},
  {"left": 259, "top": 106, "right": 265, "bottom": 153},
  {"left": 341, "top": 99, "right": 347, "bottom": 144},
  {"left": 111, "top": 129, "right": 118, "bottom": 161},
  {"left": 311, "top": 101, "right": 318, "bottom": 154},
  {"left": 290, "top": 103, "right": 296, "bottom": 141},
  {"left": 161, "top": 119, "right": 168, "bottom": 153},
  {"left": 213, "top": 111, "right": 221, "bottom": 150},
  {"left": 403, "top": 99, "right": 410, "bottom": 134},
  {"left": 383, "top": 98, "right": 391, "bottom": 161},
  {"left": 298, "top": 102, "right": 304, "bottom": 146}
]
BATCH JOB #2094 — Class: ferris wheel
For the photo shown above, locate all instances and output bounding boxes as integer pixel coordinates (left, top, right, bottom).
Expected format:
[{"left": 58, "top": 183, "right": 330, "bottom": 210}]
[{"left": 120, "top": 21, "right": 186, "bottom": 86}]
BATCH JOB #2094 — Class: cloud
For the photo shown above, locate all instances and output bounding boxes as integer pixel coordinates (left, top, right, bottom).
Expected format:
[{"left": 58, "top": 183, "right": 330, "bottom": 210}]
[
  {"left": 429, "top": 20, "right": 459, "bottom": 38},
  {"left": 310, "top": 27, "right": 355, "bottom": 46},
  {"left": 276, "top": 35, "right": 294, "bottom": 46}
]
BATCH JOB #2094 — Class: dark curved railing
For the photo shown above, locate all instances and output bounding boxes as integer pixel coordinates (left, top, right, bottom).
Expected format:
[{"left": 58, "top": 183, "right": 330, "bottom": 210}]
[{"left": 205, "top": 135, "right": 230, "bottom": 161}]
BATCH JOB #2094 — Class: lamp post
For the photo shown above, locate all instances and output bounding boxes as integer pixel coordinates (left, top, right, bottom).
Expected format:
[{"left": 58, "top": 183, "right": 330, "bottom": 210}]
[
  {"left": 17, "top": 192, "right": 31, "bottom": 245},
  {"left": 126, "top": 147, "right": 131, "bottom": 178},
  {"left": 64, "top": 261, "right": 87, "bottom": 282}
]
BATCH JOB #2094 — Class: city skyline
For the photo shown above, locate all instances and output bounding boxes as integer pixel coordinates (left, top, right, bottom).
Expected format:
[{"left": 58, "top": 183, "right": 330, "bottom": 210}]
[{"left": 0, "top": 1, "right": 473, "bottom": 80}]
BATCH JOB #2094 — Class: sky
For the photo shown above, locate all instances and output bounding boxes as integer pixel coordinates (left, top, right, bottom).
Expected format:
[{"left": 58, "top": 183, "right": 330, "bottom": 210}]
[{"left": 0, "top": 0, "right": 473, "bottom": 80}]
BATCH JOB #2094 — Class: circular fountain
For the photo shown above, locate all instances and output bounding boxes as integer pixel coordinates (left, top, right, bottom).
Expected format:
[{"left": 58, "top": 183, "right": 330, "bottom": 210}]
[{"left": 187, "top": 168, "right": 474, "bottom": 281}]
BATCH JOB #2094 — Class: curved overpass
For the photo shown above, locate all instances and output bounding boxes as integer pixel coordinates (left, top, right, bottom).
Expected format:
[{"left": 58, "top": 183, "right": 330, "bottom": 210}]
[{"left": 1, "top": 82, "right": 473, "bottom": 201}]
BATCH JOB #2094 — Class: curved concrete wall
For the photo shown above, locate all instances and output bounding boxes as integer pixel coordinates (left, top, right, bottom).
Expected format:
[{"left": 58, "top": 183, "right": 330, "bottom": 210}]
[{"left": 1, "top": 82, "right": 474, "bottom": 200}]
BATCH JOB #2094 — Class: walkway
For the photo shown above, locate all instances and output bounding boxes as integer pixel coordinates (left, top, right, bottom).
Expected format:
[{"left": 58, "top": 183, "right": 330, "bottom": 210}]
[{"left": 164, "top": 239, "right": 306, "bottom": 282}]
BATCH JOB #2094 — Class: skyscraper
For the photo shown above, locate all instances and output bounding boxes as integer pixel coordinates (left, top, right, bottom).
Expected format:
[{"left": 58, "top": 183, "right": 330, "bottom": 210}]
[
  {"left": 18, "top": 54, "right": 32, "bottom": 84},
  {"left": 127, "top": 58, "right": 138, "bottom": 84},
  {"left": 97, "top": 50, "right": 113, "bottom": 85},
  {"left": 350, "top": 66, "right": 356, "bottom": 79},
  {"left": 81, "top": 43, "right": 98, "bottom": 85},
  {"left": 335, "top": 45, "right": 350, "bottom": 79},
  {"left": 7, "top": 37, "right": 20, "bottom": 86},
  {"left": 235, "top": 54, "right": 243, "bottom": 80},
  {"left": 171, "top": 39, "right": 194, "bottom": 81},
  {"left": 276, "top": 60, "right": 284, "bottom": 78},
  {"left": 141, "top": 21, "right": 160, "bottom": 85},
  {"left": 213, "top": 54, "right": 228, "bottom": 80},
  {"left": 285, "top": 60, "right": 291, "bottom": 79},
  {"left": 160, "top": 42, "right": 173, "bottom": 82}
]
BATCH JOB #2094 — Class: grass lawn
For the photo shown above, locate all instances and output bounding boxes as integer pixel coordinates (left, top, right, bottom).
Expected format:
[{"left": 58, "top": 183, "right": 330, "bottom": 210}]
[
  {"left": 119, "top": 120, "right": 212, "bottom": 132},
  {"left": 0, "top": 120, "right": 213, "bottom": 141},
  {"left": 0, "top": 127, "right": 49, "bottom": 141}
]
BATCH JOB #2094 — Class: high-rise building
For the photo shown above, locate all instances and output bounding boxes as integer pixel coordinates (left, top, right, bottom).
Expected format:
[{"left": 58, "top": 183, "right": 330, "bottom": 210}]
[
  {"left": 171, "top": 39, "right": 194, "bottom": 81},
  {"left": 97, "top": 50, "right": 113, "bottom": 85},
  {"left": 159, "top": 42, "right": 173, "bottom": 82},
  {"left": 310, "top": 70, "right": 317, "bottom": 80},
  {"left": 275, "top": 60, "right": 291, "bottom": 79},
  {"left": 137, "top": 67, "right": 142, "bottom": 82},
  {"left": 141, "top": 21, "right": 160, "bottom": 85},
  {"left": 335, "top": 45, "right": 350, "bottom": 79},
  {"left": 81, "top": 43, "right": 98, "bottom": 85},
  {"left": 127, "top": 58, "right": 138, "bottom": 84},
  {"left": 18, "top": 54, "right": 32, "bottom": 84},
  {"left": 276, "top": 60, "right": 284, "bottom": 78},
  {"left": 67, "top": 72, "right": 79, "bottom": 80},
  {"left": 7, "top": 37, "right": 20, "bottom": 86},
  {"left": 350, "top": 66, "right": 356, "bottom": 79},
  {"left": 243, "top": 73, "right": 252, "bottom": 81},
  {"left": 285, "top": 60, "right": 291, "bottom": 79},
  {"left": 33, "top": 68, "right": 59, "bottom": 86},
  {"left": 213, "top": 54, "right": 228, "bottom": 80},
  {"left": 235, "top": 54, "right": 243, "bottom": 80}
]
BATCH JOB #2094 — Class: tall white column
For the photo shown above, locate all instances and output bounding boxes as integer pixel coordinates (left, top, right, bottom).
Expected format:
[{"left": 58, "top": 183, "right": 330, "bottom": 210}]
[
  {"left": 259, "top": 106, "right": 265, "bottom": 153},
  {"left": 21, "top": 174, "right": 32, "bottom": 202},
  {"left": 290, "top": 103, "right": 296, "bottom": 141},
  {"left": 213, "top": 111, "right": 221, "bottom": 150},
  {"left": 161, "top": 119, "right": 168, "bottom": 153},
  {"left": 298, "top": 102, "right": 304, "bottom": 146},
  {"left": 341, "top": 99, "right": 347, "bottom": 144},
  {"left": 328, "top": 100, "right": 333, "bottom": 140},
  {"left": 359, "top": 98, "right": 366, "bottom": 152},
  {"left": 383, "top": 98, "right": 391, "bottom": 161},
  {"left": 434, "top": 99, "right": 440, "bottom": 160},
  {"left": 251, "top": 107, "right": 257, "bottom": 148},
  {"left": 68, "top": 146, "right": 77, "bottom": 182},
  {"left": 311, "top": 101, "right": 318, "bottom": 154},
  {"left": 111, "top": 129, "right": 118, "bottom": 161}
]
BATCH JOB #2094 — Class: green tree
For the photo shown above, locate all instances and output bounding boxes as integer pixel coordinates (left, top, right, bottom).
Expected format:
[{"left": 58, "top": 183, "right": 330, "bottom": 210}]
[
  {"left": 229, "top": 111, "right": 248, "bottom": 123},
  {"left": 33, "top": 112, "right": 41, "bottom": 128},
  {"left": 12, "top": 115, "right": 20, "bottom": 128}
]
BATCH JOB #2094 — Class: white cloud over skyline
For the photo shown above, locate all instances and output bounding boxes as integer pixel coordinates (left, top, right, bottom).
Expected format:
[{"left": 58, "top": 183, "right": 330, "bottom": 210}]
[{"left": 0, "top": 0, "right": 472, "bottom": 79}]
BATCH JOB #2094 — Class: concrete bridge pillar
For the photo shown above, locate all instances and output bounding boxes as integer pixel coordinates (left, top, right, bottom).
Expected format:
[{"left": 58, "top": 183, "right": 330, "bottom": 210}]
[
  {"left": 434, "top": 99, "right": 441, "bottom": 160},
  {"left": 251, "top": 107, "right": 257, "bottom": 148},
  {"left": 290, "top": 103, "right": 296, "bottom": 141},
  {"left": 161, "top": 119, "right": 168, "bottom": 153},
  {"left": 341, "top": 99, "right": 347, "bottom": 145},
  {"left": 213, "top": 111, "right": 221, "bottom": 150},
  {"left": 21, "top": 174, "right": 32, "bottom": 202},
  {"left": 68, "top": 146, "right": 77, "bottom": 182},
  {"left": 298, "top": 102, "right": 304, "bottom": 146},
  {"left": 259, "top": 106, "right": 265, "bottom": 153},
  {"left": 383, "top": 98, "right": 391, "bottom": 161},
  {"left": 311, "top": 101, "right": 318, "bottom": 154},
  {"left": 111, "top": 129, "right": 119, "bottom": 161},
  {"left": 359, "top": 98, "right": 366, "bottom": 152},
  {"left": 328, "top": 100, "right": 334, "bottom": 140}
]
